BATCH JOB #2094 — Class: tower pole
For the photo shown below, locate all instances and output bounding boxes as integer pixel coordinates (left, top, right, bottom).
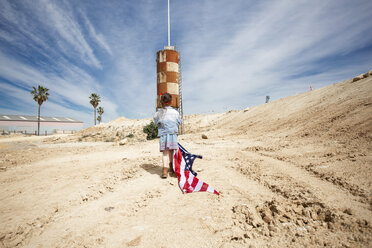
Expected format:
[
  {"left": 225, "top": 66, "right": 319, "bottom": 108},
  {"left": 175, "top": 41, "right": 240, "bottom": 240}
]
[{"left": 168, "top": 0, "right": 170, "bottom": 47}]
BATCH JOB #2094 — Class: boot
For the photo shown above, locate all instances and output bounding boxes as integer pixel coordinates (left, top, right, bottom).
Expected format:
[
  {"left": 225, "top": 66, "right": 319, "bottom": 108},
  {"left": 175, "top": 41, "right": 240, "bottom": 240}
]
[
  {"left": 161, "top": 167, "right": 168, "bottom": 178},
  {"left": 169, "top": 162, "right": 174, "bottom": 173}
]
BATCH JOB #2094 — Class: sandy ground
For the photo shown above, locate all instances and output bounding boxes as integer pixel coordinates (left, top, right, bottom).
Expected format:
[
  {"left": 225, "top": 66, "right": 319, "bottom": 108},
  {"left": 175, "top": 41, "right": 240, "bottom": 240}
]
[{"left": 0, "top": 73, "right": 371, "bottom": 247}]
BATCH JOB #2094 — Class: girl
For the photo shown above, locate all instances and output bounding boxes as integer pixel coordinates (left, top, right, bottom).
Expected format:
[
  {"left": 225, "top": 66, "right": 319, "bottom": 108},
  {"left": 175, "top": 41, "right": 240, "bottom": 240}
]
[{"left": 153, "top": 93, "right": 181, "bottom": 178}]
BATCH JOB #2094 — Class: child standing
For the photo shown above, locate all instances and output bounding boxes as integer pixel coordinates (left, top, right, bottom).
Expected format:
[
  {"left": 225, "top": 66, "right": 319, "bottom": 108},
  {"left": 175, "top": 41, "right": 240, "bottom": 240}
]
[{"left": 153, "top": 93, "right": 181, "bottom": 178}]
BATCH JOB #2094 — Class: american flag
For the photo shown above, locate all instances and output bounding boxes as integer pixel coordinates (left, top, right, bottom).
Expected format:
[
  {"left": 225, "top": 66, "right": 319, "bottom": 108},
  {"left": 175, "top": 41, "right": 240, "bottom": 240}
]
[{"left": 172, "top": 143, "right": 219, "bottom": 195}]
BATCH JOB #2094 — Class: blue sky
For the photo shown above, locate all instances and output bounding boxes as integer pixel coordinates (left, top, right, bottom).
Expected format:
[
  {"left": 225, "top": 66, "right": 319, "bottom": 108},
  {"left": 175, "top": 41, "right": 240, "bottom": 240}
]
[{"left": 0, "top": 0, "right": 371, "bottom": 127}]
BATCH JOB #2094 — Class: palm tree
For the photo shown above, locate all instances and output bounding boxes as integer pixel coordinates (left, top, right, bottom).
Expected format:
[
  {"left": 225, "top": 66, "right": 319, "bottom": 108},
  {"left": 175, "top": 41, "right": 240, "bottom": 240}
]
[
  {"left": 89, "top": 93, "right": 101, "bottom": 125},
  {"left": 30, "top": 85, "right": 49, "bottom": 136},
  {"left": 97, "top": 106, "right": 104, "bottom": 124}
]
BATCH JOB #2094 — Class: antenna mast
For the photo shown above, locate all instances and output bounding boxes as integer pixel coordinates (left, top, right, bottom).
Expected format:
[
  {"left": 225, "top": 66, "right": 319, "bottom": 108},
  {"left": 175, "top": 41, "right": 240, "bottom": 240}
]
[{"left": 168, "top": 0, "right": 170, "bottom": 47}]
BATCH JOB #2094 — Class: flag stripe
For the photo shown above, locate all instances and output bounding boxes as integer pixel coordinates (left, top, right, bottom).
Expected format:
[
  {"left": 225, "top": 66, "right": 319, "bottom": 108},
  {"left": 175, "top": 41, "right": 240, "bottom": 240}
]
[
  {"left": 200, "top": 183, "right": 209, "bottom": 192},
  {"left": 207, "top": 185, "right": 214, "bottom": 193},
  {"left": 187, "top": 173, "right": 194, "bottom": 187},
  {"left": 191, "top": 176, "right": 199, "bottom": 189},
  {"left": 194, "top": 180, "right": 203, "bottom": 191}
]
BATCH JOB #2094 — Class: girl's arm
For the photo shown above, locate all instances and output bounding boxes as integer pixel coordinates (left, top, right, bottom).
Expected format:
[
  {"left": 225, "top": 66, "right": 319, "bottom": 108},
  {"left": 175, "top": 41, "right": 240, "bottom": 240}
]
[{"left": 153, "top": 112, "right": 160, "bottom": 126}]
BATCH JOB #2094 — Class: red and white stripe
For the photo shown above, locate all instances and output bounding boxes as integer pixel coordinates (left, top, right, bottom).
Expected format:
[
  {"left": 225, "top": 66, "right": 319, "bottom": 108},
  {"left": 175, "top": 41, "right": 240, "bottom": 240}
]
[{"left": 173, "top": 149, "right": 219, "bottom": 195}]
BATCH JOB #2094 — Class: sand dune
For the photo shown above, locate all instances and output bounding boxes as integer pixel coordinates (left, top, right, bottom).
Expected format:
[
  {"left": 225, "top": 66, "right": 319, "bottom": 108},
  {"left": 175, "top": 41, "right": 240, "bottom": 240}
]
[{"left": 0, "top": 71, "right": 371, "bottom": 247}]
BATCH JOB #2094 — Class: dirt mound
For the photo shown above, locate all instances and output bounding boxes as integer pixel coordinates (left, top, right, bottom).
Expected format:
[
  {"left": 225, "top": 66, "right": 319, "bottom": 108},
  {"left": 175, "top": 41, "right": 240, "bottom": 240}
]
[
  {"left": 213, "top": 71, "right": 372, "bottom": 139},
  {"left": 109, "top": 116, "right": 129, "bottom": 124}
]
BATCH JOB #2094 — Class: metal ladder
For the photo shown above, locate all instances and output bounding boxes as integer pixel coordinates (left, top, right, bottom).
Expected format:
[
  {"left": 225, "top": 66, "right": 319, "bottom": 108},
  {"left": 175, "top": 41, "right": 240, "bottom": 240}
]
[{"left": 177, "top": 47, "right": 184, "bottom": 134}]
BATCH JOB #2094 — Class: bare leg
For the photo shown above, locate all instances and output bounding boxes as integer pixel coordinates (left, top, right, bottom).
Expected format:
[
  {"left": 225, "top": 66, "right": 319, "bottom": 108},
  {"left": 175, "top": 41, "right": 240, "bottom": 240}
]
[
  {"left": 162, "top": 150, "right": 170, "bottom": 167},
  {"left": 168, "top": 149, "right": 174, "bottom": 173},
  {"left": 161, "top": 150, "right": 170, "bottom": 178}
]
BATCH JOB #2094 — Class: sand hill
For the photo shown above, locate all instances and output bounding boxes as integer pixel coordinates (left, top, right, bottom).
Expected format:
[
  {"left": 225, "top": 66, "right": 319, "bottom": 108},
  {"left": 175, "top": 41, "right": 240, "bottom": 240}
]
[{"left": 0, "top": 71, "right": 371, "bottom": 247}]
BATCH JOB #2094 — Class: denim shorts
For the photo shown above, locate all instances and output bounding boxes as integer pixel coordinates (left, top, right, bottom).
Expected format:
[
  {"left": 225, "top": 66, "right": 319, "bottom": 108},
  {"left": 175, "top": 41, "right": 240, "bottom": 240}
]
[{"left": 159, "top": 134, "right": 178, "bottom": 151}]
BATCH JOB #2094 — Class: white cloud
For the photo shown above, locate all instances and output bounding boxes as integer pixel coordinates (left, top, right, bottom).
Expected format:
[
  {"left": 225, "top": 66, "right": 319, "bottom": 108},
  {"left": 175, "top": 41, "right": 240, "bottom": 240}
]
[
  {"left": 36, "top": 0, "right": 102, "bottom": 68},
  {"left": 80, "top": 11, "right": 113, "bottom": 56}
]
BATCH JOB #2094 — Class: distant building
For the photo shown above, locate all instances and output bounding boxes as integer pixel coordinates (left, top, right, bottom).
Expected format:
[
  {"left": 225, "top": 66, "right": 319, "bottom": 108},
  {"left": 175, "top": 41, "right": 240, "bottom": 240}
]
[{"left": 0, "top": 114, "right": 83, "bottom": 135}]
